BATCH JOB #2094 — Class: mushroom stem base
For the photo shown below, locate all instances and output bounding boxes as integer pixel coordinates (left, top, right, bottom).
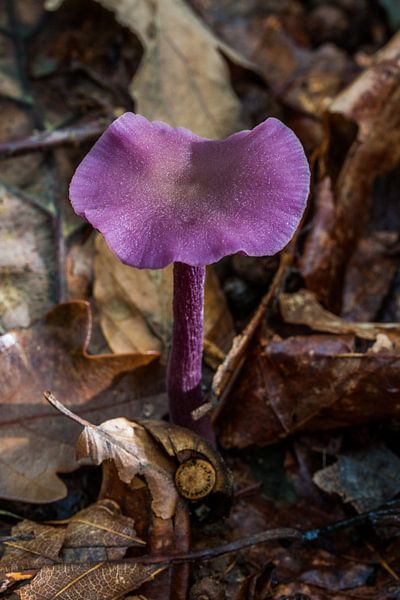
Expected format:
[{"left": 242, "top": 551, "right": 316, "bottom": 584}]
[{"left": 168, "top": 262, "right": 215, "bottom": 445}]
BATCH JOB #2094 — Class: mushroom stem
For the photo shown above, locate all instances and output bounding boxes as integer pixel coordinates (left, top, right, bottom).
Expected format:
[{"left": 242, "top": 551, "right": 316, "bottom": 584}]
[{"left": 167, "top": 262, "right": 216, "bottom": 445}]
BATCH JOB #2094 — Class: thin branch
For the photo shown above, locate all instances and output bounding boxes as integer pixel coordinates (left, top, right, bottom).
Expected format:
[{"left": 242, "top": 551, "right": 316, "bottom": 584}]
[
  {"left": 194, "top": 252, "right": 292, "bottom": 422},
  {"left": 0, "top": 121, "right": 108, "bottom": 159}
]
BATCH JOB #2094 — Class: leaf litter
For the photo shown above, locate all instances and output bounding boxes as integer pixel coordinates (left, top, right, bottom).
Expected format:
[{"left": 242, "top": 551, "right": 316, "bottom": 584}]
[{"left": 1, "top": 0, "right": 400, "bottom": 598}]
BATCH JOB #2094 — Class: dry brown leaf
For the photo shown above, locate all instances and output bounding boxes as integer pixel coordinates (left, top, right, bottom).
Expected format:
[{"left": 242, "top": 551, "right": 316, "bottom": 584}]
[
  {"left": 0, "top": 521, "right": 65, "bottom": 573},
  {"left": 218, "top": 328, "right": 400, "bottom": 448},
  {"left": 280, "top": 289, "right": 400, "bottom": 341},
  {"left": 62, "top": 499, "right": 145, "bottom": 561},
  {"left": 341, "top": 232, "right": 399, "bottom": 321},
  {"left": 0, "top": 500, "right": 144, "bottom": 589},
  {"left": 94, "top": 235, "right": 234, "bottom": 360},
  {"left": 47, "top": 393, "right": 232, "bottom": 519},
  {"left": 18, "top": 562, "right": 161, "bottom": 600},
  {"left": 142, "top": 420, "right": 233, "bottom": 502},
  {"left": 329, "top": 32, "right": 400, "bottom": 140},
  {"left": 0, "top": 301, "right": 159, "bottom": 503},
  {"left": 46, "top": 0, "right": 250, "bottom": 139}
]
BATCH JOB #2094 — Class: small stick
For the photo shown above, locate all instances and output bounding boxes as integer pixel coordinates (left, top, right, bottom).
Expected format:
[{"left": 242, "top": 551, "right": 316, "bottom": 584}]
[
  {"left": 192, "top": 252, "right": 291, "bottom": 422},
  {"left": 0, "top": 121, "right": 108, "bottom": 159}
]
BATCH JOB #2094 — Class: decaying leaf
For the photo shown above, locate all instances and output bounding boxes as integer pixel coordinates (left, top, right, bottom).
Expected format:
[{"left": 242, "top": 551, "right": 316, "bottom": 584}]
[
  {"left": 0, "top": 301, "right": 159, "bottom": 503},
  {"left": 252, "top": 16, "right": 352, "bottom": 118},
  {"left": 18, "top": 562, "right": 161, "bottom": 600},
  {"left": 0, "top": 521, "right": 65, "bottom": 572},
  {"left": 218, "top": 328, "right": 400, "bottom": 448},
  {"left": 46, "top": 0, "right": 250, "bottom": 139},
  {"left": 0, "top": 184, "right": 56, "bottom": 331},
  {"left": 0, "top": 500, "right": 149, "bottom": 595},
  {"left": 0, "top": 500, "right": 143, "bottom": 575},
  {"left": 341, "top": 232, "right": 399, "bottom": 321},
  {"left": 280, "top": 289, "right": 400, "bottom": 341},
  {"left": 62, "top": 499, "right": 145, "bottom": 561},
  {"left": 94, "top": 235, "right": 234, "bottom": 361},
  {"left": 313, "top": 446, "right": 400, "bottom": 512}
]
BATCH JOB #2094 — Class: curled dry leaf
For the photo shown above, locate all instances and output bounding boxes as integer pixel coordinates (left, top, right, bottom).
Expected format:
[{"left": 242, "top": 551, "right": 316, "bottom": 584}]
[
  {"left": 0, "top": 301, "right": 159, "bottom": 503},
  {"left": 218, "top": 327, "right": 400, "bottom": 448},
  {"left": 76, "top": 417, "right": 179, "bottom": 520},
  {"left": 18, "top": 562, "right": 161, "bottom": 600},
  {"left": 76, "top": 417, "right": 233, "bottom": 519},
  {"left": 94, "top": 235, "right": 234, "bottom": 362},
  {"left": 280, "top": 289, "right": 400, "bottom": 341},
  {"left": 301, "top": 32, "right": 400, "bottom": 309},
  {"left": 47, "top": 394, "right": 233, "bottom": 519},
  {"left": 142, "top": 420, "right": 233, "bottom": 502}
]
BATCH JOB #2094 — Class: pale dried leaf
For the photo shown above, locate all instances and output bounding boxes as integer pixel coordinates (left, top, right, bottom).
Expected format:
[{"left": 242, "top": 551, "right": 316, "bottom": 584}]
[
  {"left": 99, "top": 0, "right": 246, "bottom": 138},
  {"left": 94, "top": 235, "right": 234, "bottom": 360},
  {"left": 46, "top": 0, "right": 250, "bottom": 138},
  {"left": 76, "top": 418, "right": 178, "bottom": 519}
]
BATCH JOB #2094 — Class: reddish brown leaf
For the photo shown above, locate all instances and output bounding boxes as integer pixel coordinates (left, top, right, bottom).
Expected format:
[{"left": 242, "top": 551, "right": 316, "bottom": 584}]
[{"left": 218, "top": 329, "right": 400, "bottom": 448}]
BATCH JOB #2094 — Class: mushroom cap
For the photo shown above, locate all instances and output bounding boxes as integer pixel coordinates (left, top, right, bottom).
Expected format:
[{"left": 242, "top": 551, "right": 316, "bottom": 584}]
[{"left": 70, "top": 113, "right": 310, "bottom": 269}]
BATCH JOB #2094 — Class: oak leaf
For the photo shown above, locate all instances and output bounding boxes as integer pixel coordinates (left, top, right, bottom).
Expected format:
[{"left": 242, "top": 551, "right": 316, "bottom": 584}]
[{"left": 0, "top": 301, "right": 159, "bottom": 503}]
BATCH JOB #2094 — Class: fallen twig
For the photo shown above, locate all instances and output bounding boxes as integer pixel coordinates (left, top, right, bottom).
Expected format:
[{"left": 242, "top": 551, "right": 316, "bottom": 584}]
[{"left": 0, "top": 121, "right": 108, "bottom": 159}]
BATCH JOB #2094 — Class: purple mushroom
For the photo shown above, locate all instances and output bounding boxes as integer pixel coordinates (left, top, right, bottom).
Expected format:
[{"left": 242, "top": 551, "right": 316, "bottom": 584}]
[{"left": 70, "top": 113, "right": 310, "bottom": 444}]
